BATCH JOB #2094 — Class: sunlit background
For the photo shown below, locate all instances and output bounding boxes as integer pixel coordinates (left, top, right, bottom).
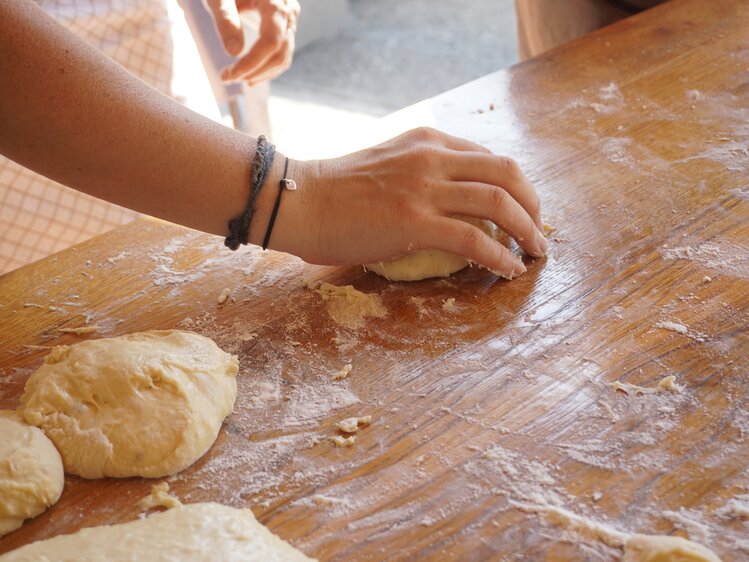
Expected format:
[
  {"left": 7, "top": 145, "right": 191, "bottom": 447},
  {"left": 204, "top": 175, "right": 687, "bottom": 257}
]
[{"left": 167, "top": 0, "right": 518, "bottom": 160}]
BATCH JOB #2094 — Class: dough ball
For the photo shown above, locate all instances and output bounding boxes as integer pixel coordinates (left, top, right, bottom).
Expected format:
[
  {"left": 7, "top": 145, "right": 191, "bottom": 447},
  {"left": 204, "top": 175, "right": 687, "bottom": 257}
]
[
  {"left": 21, "top": 331, "right": 238, "bottom": 479},
  {"left": 0, "top": 502, "right": 315, "bottom": 562},
  {"left": 364, "top": 217, "right": 495, "bottom": 281},
  {"left": 0, "top": 410, "right": 64, "bottom": 537}
]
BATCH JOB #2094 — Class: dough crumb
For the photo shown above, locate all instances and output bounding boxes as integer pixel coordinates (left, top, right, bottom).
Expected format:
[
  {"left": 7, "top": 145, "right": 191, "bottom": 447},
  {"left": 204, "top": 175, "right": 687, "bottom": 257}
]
[
  {"left": 656, "top": 375, "right": 681, "bottom": 392},
  {"left": 239, "top": 332, "right": 257, "bottom": 342},
  {"left": 335, "top": 415, "right": 372, "bottom": 434},
  {"left": 217, "top": 287, "right": 231, "bottom": 305},
  {"left": 137, "top": 482, "right": 182, "bottom": 511},
  {"left": 330, "top": 435, "right": 356, "bottom": 447},
  {"left": 702, "top": 275, "right": 712, "bottom": 283},
  {"left": 442, "top": 297, "right": 459, "bottom": 312},
  {"left": 592, "top": 492, "right": 603, "bottom": 502},
  {"left": 332, "top": 333, "right": 358, "bottom": 353},
  {"left": 107, "top": 251, "right": 130, "bottom": 264},
  {"left": 312, "top": 282, "right": 386, "bottom": 329},
  {"left": 654, "top": 321, "right": 689, "bottom": 335},
  {"left": 611, "top": 375, "right": 681, "bottom": 396},
  {"left": 58, "top": 325, "right": 100, "bottom": 335},
  {"left": 597, "top": 400, "right": 618, "bottom": 423},
  {"left": 310, "top": 494, "right": 347, "bottom": 506},
  {"left": 332, "top": 364, "right": 353, "bottom": 381},
  {"left": 543, "top": 223, "right": 556, "bottom": 236}
]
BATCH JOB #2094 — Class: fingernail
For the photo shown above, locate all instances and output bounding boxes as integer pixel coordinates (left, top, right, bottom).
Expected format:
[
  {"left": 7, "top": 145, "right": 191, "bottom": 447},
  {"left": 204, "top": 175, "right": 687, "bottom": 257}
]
[
  {"left": 492, "top": 261, "right": 526, "bottom": 280},
  {"left": 535, "top": 231, "right": 548, "bottom": 257}
]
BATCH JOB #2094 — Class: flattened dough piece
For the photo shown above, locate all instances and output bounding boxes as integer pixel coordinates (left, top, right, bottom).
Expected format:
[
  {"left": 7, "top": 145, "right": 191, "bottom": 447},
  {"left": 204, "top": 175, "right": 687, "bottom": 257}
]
[
  {"left": 0, "top": 411, "right": 64, "bottom": 537},
  {"left": 21, "top": 330, "right": 238, "bottom": 479},
  {"left": 0, "top": 502, "right": 316, "bottom": 562},
  {"left": 364, "top": 216, "right": 495, "bottom": 281}
]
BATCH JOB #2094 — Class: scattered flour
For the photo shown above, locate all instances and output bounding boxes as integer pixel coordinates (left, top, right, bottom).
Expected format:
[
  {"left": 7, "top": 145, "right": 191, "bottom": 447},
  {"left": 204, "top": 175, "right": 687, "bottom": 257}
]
[
  {"left": 661, "top": 242, "right": 749, "bottom": 277},
  {"left": 409, "top": 296, "right": 428, "bottom": 317},
  {"left": 283, "top": 382, "right": 360, "bottom": 428},
  {"left": 717, "top": 495, "right": 749, "bottom": 520},
  {"left": 663, "top": 508, "right": 713, "bottom": 545},
  {"left": 654, "top": 321, "right": 689, "bottom": 335},
  {"left": 510, "top": 501, "right": 721, "bottom": 561}
]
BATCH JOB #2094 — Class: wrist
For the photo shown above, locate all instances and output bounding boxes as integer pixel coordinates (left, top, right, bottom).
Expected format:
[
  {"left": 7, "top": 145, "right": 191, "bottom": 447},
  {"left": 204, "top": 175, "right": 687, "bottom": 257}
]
[{"left": 246, "top": 155, "right": 321, "bottom": 257}]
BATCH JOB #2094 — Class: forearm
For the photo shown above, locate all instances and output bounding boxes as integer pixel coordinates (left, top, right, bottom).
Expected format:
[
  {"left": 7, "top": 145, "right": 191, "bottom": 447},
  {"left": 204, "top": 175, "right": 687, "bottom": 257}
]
[
  {"left": 0, "top": 2, "right": 545, "bottom": 279},
  {"left": 0, "top": 0, "right": 277, "bottom": 240}
]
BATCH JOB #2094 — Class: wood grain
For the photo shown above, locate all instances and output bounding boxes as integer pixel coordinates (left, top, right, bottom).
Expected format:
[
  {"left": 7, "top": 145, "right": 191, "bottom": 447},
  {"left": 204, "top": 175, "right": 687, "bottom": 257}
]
[{"left": 1, "top": 0, "right": 748, "bottom": 559}]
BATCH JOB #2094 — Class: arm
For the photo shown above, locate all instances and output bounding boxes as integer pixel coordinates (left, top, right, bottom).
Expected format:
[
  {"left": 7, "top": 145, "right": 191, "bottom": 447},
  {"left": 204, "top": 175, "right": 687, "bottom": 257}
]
[
  {"left": 0, "top": 0, "right": 261, "bottom": 240},
  {"left": 0, "top": 0, "right": 545, "bottom": 278}
]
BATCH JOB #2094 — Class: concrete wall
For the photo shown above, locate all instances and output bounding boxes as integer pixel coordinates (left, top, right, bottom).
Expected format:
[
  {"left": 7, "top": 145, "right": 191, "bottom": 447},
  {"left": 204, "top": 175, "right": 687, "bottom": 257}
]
[{"left": 295, "top": 0, "right": 351, "bottom": 51}]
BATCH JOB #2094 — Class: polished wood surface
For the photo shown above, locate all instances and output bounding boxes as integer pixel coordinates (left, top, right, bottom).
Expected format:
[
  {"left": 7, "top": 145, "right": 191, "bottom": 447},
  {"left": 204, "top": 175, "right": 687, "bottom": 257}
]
[{"left": 1, "top": 0, "right": 747, "bottom": 559}]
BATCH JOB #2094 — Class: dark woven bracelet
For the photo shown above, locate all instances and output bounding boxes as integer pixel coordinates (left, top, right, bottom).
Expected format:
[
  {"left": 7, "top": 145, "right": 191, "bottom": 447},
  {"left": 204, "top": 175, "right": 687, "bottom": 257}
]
[
  {"left": 262, "top": 156, "right": 295, "bottom": 250},
  {"left": 224, "top": 135, "right": 276, "bottom": 251}
]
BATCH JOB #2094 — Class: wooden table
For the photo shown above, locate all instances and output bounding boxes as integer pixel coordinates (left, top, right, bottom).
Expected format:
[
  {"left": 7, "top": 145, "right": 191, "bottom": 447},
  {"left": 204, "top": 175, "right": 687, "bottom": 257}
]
[{"left": 1, "top": 0, "right": 747, "bottom": 559}]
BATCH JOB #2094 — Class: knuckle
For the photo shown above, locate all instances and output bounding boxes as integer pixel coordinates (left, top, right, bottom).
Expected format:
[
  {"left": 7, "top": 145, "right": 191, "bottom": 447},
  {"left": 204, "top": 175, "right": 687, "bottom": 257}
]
[
  {"left": 460, "top": 225, "right": 483, "bottom": 253},
  {"left": 496, "top": 156, "right": 520, "bottom": 178},
  {"left": 410, "top": 126, "right": 439, "bottom": 144},
  {"left": 407, "top": 144, "right": 442, "bottom": 168},
  {"left": 491, "top": 187, "right": 509, "bottom": 210}
]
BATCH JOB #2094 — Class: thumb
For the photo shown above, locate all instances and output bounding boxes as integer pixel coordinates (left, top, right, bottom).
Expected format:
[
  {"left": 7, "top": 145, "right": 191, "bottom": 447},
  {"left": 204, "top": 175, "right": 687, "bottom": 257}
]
[{"left": 205, "top": 0, "right": 244, "bottom": 56}]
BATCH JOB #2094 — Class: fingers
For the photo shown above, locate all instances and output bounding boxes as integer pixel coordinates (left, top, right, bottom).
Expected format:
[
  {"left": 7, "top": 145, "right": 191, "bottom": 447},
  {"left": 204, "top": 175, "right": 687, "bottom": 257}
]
[
  {"left": 435, "top": 181, "right": 547, "bottom": 258},
  {"left": 444, "top": 152, "right": 543, "bottom": 231},
  {"left": 220, "top": 1, "right": 297, "bottom": 83},
  {"left": 242, "top": 29, "right": 294, "bottom": 85},
  {"left": 425, "top": 217, "right": 527, "bottom": 279},
  {"left": 205, "top": 0, "right": 244, "bottom": 56}
]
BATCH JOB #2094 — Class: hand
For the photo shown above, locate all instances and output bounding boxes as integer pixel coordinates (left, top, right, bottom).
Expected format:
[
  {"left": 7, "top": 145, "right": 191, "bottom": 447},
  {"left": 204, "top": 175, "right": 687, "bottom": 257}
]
[
  {"left": 204, "top": 0, "right": 300, "bottom": 85},
  {"left": 264, "top": 128, "right": 547, "bottom": 279}
]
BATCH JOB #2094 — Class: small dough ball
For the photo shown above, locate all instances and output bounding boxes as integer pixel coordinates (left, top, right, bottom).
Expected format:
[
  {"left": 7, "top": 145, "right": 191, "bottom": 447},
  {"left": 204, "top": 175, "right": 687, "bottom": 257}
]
[
  {"left": 0, "top": 410, "right": 64, "bottom": 537},
  {"left": 364, "top": 216, "right": 495, "bottom": 281},
  {"left": 21, "top": 330, "right": 238, "bottom": 479}
]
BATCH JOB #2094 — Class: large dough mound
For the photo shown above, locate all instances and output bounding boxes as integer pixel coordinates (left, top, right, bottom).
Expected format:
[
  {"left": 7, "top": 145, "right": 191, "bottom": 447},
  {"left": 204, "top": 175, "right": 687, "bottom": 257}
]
[
  {"left": 0, "top": 502, "right": 316, "bottom": 562},
  {"left": 0, "top": 410, "right": 64, "bottom": 537},
  {"left": 364, "top": 217, "right": 495, "bottom": 281},
  {"left": 21, "top": 331, "right": 238, "bottom": 479}
]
